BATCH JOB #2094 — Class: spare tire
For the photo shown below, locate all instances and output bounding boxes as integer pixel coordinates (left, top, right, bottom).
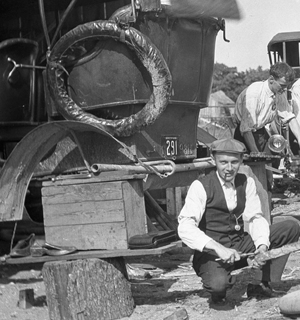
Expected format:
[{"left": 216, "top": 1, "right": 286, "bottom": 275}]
[{"left": 46, "top": 20, "right": 172, "bottom": 137}]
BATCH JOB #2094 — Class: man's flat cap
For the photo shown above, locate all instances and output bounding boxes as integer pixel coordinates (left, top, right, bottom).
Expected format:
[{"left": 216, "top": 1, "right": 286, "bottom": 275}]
[{"left": 210, "top": 138, "right": 247, "bottom": 154}]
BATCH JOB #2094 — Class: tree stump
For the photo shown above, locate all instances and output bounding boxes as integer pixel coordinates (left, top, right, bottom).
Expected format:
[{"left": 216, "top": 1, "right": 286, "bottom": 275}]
[{"left": 42, "top": 258, "right": 135, "bottom": 320}]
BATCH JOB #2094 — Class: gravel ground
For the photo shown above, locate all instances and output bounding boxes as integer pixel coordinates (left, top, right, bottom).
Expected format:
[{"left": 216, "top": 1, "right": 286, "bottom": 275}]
[
  {"left": 1, "top": 179, "right": 300, "bottom": 320},
  {"left": 1, "top": 248, "right": 300, "bottom": 320}
]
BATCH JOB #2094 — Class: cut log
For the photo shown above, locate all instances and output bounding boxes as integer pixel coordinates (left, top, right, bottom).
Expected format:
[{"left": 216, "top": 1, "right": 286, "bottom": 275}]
[{"left": 42, "top": 258, "right": 134, "bottom": 320}]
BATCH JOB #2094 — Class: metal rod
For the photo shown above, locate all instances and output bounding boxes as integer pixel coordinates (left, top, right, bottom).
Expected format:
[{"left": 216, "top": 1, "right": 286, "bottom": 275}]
[
  {"left": 131, "top": 0, "right": 137, "bottom": 22},
  {"left": 50, "top": 0, "right": 78, "bottom": 49},
  {"left": 215, "top": 252, "right": 256, "bottom": 261},
  {"left": 91, "top": 157, "right": 214, "bottom": 175},
  {"left": 38, "top": 0, "right": 51, "bottom": 50},
  {"left": 283, "top": 42, "right": 287, "bottom": 63}
]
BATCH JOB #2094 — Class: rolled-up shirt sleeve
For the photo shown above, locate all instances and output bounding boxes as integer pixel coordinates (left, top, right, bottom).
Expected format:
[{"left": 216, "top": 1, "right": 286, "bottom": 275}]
[
  {"left": 239, "top": 99, "right": 258, "bottom": 133},
  {"left": 243, "top": 176, "right": 270, "bottom": 248},
  {"left": 177, "top": 180, "right": 213, "bottom": 251}
]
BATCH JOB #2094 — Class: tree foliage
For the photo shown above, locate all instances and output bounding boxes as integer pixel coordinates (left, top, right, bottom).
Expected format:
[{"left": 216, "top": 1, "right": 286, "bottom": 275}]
[{"left": 212, "top": 63, "right": 270, "bottom": 102}]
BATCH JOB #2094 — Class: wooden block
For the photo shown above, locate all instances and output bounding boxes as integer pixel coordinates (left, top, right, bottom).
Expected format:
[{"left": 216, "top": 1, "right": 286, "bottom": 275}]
[
  {"left": 5, "top": 241, "right": 183, "bottom": 265},
  {"left": 42, "top": 176, "right": 147, "bottom": 250},
  {"left": 18, "top": 288, "right": 34, "bottom": 309}
]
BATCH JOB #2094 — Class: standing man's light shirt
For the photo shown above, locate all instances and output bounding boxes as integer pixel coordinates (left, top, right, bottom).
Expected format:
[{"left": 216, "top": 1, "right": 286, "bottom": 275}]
[{"left": 234, "top": 81, "right": 294, "bottom": 134}]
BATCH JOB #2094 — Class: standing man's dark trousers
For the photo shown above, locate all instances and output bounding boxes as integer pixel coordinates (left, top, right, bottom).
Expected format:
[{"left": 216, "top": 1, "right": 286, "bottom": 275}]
[
  {"left": 233, "top": 125, "right": 270, "bottom": 154},
  {"left": 193, "top": 220, "right": 300, "bottom": 301},
  {"left": 234, "top": 125, "right": 280, "bottom": 192},
  {"left": 233, "top": 125, "right": 280, "bottom": 167}
]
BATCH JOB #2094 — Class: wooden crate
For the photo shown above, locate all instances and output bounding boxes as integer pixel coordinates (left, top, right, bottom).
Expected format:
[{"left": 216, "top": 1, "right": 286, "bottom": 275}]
[{"left": 41, "top": 172, "right": 147, "bottom": 250}]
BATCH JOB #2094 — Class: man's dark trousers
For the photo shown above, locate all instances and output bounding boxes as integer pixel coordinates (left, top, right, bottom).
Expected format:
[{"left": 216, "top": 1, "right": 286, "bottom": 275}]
[{"left": 193, "top": 220, "right": 300, "bottom": 300}]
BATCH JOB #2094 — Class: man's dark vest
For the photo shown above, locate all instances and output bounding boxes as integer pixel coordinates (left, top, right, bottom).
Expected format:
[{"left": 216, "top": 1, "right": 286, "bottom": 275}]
[{"left": 198, "top": 170, "right": 247, "bottom": 247}]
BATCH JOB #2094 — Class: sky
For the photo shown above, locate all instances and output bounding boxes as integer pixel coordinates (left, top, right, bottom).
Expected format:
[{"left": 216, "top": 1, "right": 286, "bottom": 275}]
[{"left": 214, "top": 0, "right": 300, "bottom": 71}]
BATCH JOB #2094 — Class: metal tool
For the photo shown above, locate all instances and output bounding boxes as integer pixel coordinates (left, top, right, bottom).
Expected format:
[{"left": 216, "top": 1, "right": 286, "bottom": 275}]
[
  {"left": 215, "top": 252, "right": 256, "bottom": 261},
  {"left": 215, "top": 241, "right": 300, "bottom": 262}
]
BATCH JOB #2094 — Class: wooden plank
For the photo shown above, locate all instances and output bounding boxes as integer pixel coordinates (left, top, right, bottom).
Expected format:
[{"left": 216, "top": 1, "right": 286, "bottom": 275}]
[
  {"left": 122, "top": 180, "right": 147, "bottom": 239},
  {"left": 45, "top": 223, "right": 128, "bottom": 250},
  {"left": 42, "top": 181, "right": 123, "bottom": 204},
  {"left": 145, "top": 198, "right": 169, "bottom": 230},
  {"left": 175, "top": 187, "right": 183, "bottom": 216},
  {"left": 43, "top": 199, "right": 125, "bottom": 226},
  {"left": 144, "top": 191, "right": 177, "bottom": 230},
  {"left": 166, "top": 188, "right": 176, "bottom": 217},
  {"left": 4, "top": 241, "right": 183, "bottom": 265},
  {"left": 166, "top": 187, "right": 183, "bottom": 218}
]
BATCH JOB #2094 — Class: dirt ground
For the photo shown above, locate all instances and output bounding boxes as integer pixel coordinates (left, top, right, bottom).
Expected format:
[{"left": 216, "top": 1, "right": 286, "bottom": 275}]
[{"left": 1, "top": 180, "right": 300, "bottom": 320}]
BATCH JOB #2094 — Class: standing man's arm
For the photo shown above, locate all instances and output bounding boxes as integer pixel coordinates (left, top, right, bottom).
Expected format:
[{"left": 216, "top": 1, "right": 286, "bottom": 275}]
[
  {"left": 277, "top": 94, "right": 300, "bottom": 149},
  {"left": 235, "top": 85, "right": 261, "bottom": 152},
  {"left": 243, "top": 131, "right": 260, "bottom": 153}
]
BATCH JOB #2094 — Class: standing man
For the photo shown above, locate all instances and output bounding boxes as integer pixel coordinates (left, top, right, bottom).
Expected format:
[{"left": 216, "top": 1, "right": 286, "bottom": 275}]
[
  {"left": 178, "top": 138, "right": 300, "bottom": 304},
  {"left": 233, "top": 62, "right": 300, "bottom": 155},
  {"left": 233, "top": 62, "right": 300, "bottom": 190}
]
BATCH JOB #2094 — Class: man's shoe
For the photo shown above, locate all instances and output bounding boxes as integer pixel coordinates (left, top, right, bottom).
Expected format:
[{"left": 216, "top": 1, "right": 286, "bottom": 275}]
[
  {"left": 10, "top": 234, "right": 36, "bottom": 257},
  {"left": 247, "top": 282, "right": 283, "bottom": 299},
  {"left": 30, "top": 242, "right": 77, "bottom": 257},
  {"left": 211, "top": 294, "right": 226, "bottom": 304}
]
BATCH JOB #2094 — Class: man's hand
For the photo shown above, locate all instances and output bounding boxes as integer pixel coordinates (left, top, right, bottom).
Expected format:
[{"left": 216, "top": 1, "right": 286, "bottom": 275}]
[
  {"left": 204, "top": 240, "right": 241, "bottom": 264},
  {"left": 215, "top": 246, "right": 241, "bottom": 264},
  {"left": 248, "top": 244, "right": 268, "bottom": 269}
]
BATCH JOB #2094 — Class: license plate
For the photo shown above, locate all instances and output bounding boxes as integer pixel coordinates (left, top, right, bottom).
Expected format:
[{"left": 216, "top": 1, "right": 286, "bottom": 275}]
[{"left": 163, "top": 136, "right": 178, "bottom": 158}]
